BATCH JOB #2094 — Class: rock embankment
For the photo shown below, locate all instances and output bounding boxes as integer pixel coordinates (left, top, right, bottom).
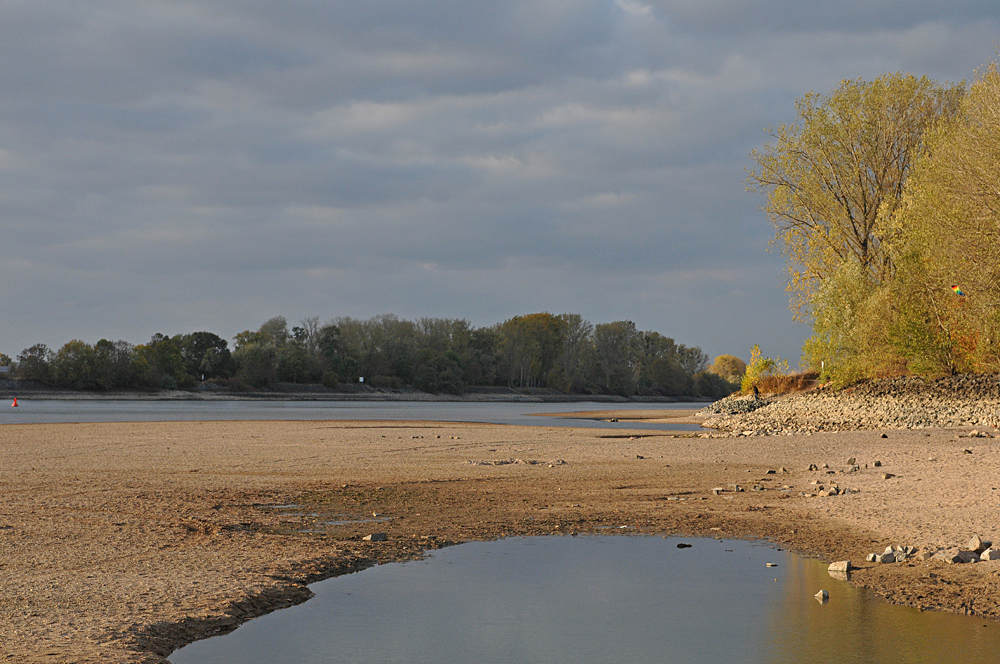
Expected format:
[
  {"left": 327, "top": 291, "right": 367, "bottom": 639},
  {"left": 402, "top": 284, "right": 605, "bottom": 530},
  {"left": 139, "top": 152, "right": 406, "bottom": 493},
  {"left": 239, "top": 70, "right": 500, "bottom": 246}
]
[{"left": 701, "top": 374, "right": 1000, "bottom": 435}]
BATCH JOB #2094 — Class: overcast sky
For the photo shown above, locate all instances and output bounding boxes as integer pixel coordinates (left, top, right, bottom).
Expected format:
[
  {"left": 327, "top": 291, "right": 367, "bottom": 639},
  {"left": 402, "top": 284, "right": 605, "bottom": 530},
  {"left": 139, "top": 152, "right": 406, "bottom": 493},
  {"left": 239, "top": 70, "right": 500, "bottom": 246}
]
[{"left": 1, "top": 1, "right": 997, "bottom": 363}]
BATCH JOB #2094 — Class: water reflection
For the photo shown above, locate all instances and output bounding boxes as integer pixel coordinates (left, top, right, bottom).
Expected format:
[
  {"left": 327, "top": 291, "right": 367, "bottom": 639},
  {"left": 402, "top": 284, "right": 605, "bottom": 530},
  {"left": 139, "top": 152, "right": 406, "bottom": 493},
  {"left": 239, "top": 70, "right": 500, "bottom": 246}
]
[
  {"left": 169, "top": 536, "right": 1000, "bottom": 664},
  {"left": 0, "top": 399, "right": 702, "bottom": 431},
  {"left": 764, "top": 554, "right": 998, "bottom": 663}
]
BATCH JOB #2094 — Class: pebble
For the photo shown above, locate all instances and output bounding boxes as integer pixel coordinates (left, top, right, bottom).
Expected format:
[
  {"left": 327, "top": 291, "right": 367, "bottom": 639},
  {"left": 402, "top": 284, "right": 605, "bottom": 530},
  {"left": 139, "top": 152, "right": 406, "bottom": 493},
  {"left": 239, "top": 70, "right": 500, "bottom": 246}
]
[
  {"left": 815, "top": 589, "right": 829, "bottom": 602},
  {"left": 362, "top": 533, "right": 388, "bottom": 542}
]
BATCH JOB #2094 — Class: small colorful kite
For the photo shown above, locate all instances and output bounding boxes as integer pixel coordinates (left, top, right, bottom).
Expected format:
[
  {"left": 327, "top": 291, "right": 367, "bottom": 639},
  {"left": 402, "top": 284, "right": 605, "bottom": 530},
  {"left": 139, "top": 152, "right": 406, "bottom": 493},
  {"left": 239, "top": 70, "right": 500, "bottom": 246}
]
[{"left": 951, "top": 285, "right": 966, "bottom": 296}]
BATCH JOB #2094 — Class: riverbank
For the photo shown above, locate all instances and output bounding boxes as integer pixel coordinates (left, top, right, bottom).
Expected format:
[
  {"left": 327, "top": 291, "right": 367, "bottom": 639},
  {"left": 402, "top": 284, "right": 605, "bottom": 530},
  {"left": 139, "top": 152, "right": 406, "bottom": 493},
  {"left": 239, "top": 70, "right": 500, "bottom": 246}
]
[{"left": 3, "top": 410, "right": 1000, "bottom": 662}]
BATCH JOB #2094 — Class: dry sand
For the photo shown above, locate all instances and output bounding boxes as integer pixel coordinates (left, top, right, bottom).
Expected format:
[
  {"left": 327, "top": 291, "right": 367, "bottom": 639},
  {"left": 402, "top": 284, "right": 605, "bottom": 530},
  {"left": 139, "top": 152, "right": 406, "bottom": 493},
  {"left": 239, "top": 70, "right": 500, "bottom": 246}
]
[{"left": 3, "top": 414, "right": 1000, "bottom": 662}]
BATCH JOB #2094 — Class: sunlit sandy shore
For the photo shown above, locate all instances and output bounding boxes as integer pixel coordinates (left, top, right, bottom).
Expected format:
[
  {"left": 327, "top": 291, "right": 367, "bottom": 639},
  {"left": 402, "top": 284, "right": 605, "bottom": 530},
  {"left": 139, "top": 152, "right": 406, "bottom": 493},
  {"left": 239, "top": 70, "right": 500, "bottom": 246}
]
[{"left": 2, "top": 417, "right": 999, "bottom": 662}]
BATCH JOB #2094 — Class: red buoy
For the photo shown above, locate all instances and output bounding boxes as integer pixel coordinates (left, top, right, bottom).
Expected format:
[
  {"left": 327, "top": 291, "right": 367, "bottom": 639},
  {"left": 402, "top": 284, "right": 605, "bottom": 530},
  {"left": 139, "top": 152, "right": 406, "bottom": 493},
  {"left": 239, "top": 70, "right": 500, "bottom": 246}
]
[{"left": 11, "top": 398, "right": 17, "bottom": 407}]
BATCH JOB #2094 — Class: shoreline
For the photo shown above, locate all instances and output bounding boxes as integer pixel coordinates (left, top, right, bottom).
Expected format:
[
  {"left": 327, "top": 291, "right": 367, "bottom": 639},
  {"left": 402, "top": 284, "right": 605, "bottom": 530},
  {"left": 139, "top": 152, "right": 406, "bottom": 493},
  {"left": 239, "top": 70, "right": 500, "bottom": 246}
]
[
  {"left": 4, "top": 414, "right": 1000, "bottom": 662},
  {"left": 0, "top": 385, "right": 711, "bottom": 403}
]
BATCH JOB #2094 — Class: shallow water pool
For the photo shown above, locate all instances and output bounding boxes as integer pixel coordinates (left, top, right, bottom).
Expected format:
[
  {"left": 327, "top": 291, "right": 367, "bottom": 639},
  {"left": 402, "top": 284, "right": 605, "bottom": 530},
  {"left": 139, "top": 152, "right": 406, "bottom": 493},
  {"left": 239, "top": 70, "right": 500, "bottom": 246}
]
[{"left": 169, "top": 536, "right": 1000, "bottom": 664}]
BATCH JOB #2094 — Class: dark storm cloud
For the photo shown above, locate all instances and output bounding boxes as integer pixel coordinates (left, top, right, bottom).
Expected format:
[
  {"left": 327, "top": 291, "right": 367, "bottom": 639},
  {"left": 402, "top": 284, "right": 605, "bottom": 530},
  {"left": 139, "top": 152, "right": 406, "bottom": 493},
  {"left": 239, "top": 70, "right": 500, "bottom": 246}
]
[{"left": 0, "top": 0, "right": 996, "bottom": 361}]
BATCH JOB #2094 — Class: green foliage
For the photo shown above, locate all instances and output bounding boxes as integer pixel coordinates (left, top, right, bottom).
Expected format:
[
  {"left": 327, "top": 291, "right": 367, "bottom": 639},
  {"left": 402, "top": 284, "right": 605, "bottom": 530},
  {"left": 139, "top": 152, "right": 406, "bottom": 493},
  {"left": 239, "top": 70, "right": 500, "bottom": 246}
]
[
  {"left": 10, "top": 312, "right": 715, "bottom": 397},
  {"left": 740, "top": 345, "right": 789, "bottom": 393},
  {"left": 320, "top": 370, "right": 340, "bottom": 388},
  {"left": 709, "top": 355, "right": 746, "bottom": 383},
  {"left": 749, "top": 73, "right": 964, "bottom": 320},
  {"left": 233, "top": 342, "right": 278, "bottom": 388},
  {"left": 885, "top": 60, "right": 1000, "bottom": 375},
  {"left": 16, "top": 344, "right": 52, "bottom": 383},
  {"left": 692, "top": 370, "right": 738, "bottom": 399}
]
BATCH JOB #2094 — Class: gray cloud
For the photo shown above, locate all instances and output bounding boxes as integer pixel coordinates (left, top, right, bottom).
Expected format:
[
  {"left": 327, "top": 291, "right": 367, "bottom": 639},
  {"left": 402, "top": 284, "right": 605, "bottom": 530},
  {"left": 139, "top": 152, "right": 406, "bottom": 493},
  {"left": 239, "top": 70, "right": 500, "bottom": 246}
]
[{"left": 0, "top": 1, "right": 996, "bottom": 363}]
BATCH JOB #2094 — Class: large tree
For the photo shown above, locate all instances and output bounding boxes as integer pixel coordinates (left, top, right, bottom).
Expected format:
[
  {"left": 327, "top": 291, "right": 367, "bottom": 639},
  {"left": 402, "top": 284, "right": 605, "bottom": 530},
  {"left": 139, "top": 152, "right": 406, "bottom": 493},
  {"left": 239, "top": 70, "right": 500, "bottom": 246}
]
[
  {"left": 888, "top": 62, "right": 1000, "bottom": 373},
  {"left": 748, "top": 73, "right": 964, "bottom": 319}
]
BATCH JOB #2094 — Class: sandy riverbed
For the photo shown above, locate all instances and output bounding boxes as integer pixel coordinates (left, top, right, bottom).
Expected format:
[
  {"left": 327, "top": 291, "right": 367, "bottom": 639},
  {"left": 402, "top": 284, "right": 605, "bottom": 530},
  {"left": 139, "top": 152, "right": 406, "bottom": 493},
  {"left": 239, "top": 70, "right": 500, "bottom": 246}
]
[{"left": 3, "top": 416, "right": 1000, "bottom": 663}]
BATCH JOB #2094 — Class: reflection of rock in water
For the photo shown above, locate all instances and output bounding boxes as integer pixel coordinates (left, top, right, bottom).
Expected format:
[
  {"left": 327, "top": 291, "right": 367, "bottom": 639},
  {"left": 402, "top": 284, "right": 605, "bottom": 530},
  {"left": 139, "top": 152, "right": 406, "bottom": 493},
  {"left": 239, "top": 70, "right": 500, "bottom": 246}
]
[
  {"left": 762, "top": 553, "right": 1000, "bottom": 664},
  {"left": 828, "top": 570, "right": 850, "bottom": 582}
]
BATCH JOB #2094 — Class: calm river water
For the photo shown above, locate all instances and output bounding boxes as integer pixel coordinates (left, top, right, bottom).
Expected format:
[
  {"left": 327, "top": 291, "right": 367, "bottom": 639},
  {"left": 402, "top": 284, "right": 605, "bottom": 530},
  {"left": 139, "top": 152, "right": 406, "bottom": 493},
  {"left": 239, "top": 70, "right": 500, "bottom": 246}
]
[
  {"left": 170, "top": 535, "right": 1000, "bottom": 664},
  {"left": 0, "top": 399, "right": 703, "bottom": 430}
]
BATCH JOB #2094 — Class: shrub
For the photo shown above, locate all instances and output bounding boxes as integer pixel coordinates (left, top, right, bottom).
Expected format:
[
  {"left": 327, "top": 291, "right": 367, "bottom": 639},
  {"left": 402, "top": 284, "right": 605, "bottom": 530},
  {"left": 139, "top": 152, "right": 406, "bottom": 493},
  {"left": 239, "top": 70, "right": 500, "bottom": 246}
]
[
  {"left": 321, "top": 370, "right": 340, "bottom": 389},
  {"left": 368, "top": 375, "right": 402, "bottom": 389},
  {"left": 754, "top": 371, "right": 818, "bottom": 394},
  {"left": 740, "top": 344, "right": 789, "bottom": 394}
]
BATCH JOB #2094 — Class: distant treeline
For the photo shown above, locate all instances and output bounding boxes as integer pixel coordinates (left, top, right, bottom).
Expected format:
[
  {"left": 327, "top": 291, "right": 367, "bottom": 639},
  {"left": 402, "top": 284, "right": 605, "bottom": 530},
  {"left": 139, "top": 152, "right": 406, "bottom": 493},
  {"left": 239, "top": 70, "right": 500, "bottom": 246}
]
[{"left": 4, "top": 313, "right": 738, "bottom": 398}]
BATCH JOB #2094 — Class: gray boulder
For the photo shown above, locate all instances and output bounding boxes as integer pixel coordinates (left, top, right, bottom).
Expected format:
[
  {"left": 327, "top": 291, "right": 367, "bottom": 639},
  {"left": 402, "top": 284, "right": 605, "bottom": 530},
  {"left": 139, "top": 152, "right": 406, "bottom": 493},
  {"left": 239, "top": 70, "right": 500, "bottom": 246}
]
[{"left": 828, "top": 560, "right": 852, "bottom": 573}]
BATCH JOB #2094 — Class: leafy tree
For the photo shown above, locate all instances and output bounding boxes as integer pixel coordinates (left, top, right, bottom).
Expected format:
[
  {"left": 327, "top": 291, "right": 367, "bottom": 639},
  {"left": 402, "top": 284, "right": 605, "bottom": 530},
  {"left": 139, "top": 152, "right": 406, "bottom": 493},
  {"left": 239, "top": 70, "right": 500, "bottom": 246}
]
[
  {"left": 593, "top": 321, "right": 640, "bottom": 395},
  {"left": 553, "top": 313, "right": 593, "bottom": 392},
  {"left": 277, "top": 341, "right": 310, "bottom": 383},
  {"left": 257, "top": 316, "right": 290, "bottom": 347},
  {"left": 498, "top": 313, "right": 564, "bottom": 387},
  {"left": 709, "top": 355, "right": 746, "bottom": 383},
  {"left": 233, "top": 342, "right": 278, "bottom": 387},
  {"left": 94, "top": 339, "right": 142, "bottom": 389},
  {"left": 16, "top": 344, "right": 52, "bottom": 383},
  {"left": 887, "top": 61, "right": 1000, "bottom": 374},
  {"left": 137, "top": 334, "right": 193, "bottom": 388},
  {"left": 647, "top": 356, "right": 690, "bottom": 396},
  {"left": 233, "top": 329, "right": 268, "bottom": 350},
  {"left": 465, "top": 325, "right": 500, "bottom": 386},
  {"left": 692, "top": 370, "right": 737, "bottom": 399},
  {"left": 748, "top": 74, "right": 964, "bottom": 319},
  {"left": 177, "top": 332, "right": 231, "bottom": 380},
  {"left": 413, "top": 350, "right": 464, "bottom": 394},
  {"left": 51, "top": 340, "right": 99, "bottom": 390}
]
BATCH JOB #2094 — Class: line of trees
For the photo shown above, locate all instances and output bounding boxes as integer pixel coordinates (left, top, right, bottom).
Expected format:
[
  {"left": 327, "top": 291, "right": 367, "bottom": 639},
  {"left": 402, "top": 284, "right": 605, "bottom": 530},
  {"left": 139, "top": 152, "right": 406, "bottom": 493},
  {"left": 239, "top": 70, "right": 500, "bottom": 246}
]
[
  {"left": 5, "top": 313, "right": 738, "bottom": 398},
  {"left": 748, "top": 58, "right": 1000, "bottom": 383}
]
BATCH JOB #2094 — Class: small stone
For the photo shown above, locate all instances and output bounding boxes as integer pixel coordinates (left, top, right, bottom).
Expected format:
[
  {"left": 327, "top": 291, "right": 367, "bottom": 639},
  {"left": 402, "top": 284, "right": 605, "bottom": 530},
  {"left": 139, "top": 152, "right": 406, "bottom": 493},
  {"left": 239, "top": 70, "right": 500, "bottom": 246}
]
[
  {"left": 866, "top": 553, "right": 877, "bottom": 562},
  {"left": 964, "top": 449, "right": 973, "bottom": 454},
  {"left": 711, "top": 487, "right": 724, "bottom": 495},
  {"left": 815, "top": 589, "right": 829, "bottom": 602},
  {"left": 958, "top": 550, "right": 980, "bottom": 564},
  {"left": 828, "top": 561, "right": 852, "bottom": 573},
  {"left": 808, "top": 463, "right": 819, "bottom": 471},
  {"left": 363, "top": 533, "right": 388, "bottom": 542},
  {"left": 846, "top": 457, "right": 856, "bottom": 465},
  {"left": 676, "top": 543, "right": 693, "bottom": 549},
  {"left": 882, "top": 473, "right": 895, "bottom": 480},
  {"left": 935, "top": 550, "right": 965, "bottom": 564},
  {"left": 765, "top": 469, "right": 776, "bottom": 474},
  {"left": 766, "top": 563, "right": 778, "bottom": 567},
  {"left": 821, "top": 463, "right": 829, "bottom": 469},
  {"left": 967, "top": 535, "right": 988, "bottom": 553},
  {"left": 873, "top": 460, "right": 882, "bottom": 466},
  {"left": 981, "top": 548, "right": 1000, "bottom": 561},
  {"left": 779, "top": 467, "right": 789, "bottom": 473},
  {"left": 917, "top": 550, "right": 934, "bottom": 561},
  {"left": 880, "top": 434, "right": 888, "bottom": 438}
]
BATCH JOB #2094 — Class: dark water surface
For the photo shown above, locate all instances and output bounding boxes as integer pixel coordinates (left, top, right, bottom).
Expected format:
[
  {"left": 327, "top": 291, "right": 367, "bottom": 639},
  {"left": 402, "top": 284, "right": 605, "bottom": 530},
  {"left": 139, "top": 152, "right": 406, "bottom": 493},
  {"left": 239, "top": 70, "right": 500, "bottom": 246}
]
[
  {"left": 0, "top": 399, "right": 702, "bottom": 430},
  {"left": 170, "top": 536, "right": 1000, "bottom": 664}
]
